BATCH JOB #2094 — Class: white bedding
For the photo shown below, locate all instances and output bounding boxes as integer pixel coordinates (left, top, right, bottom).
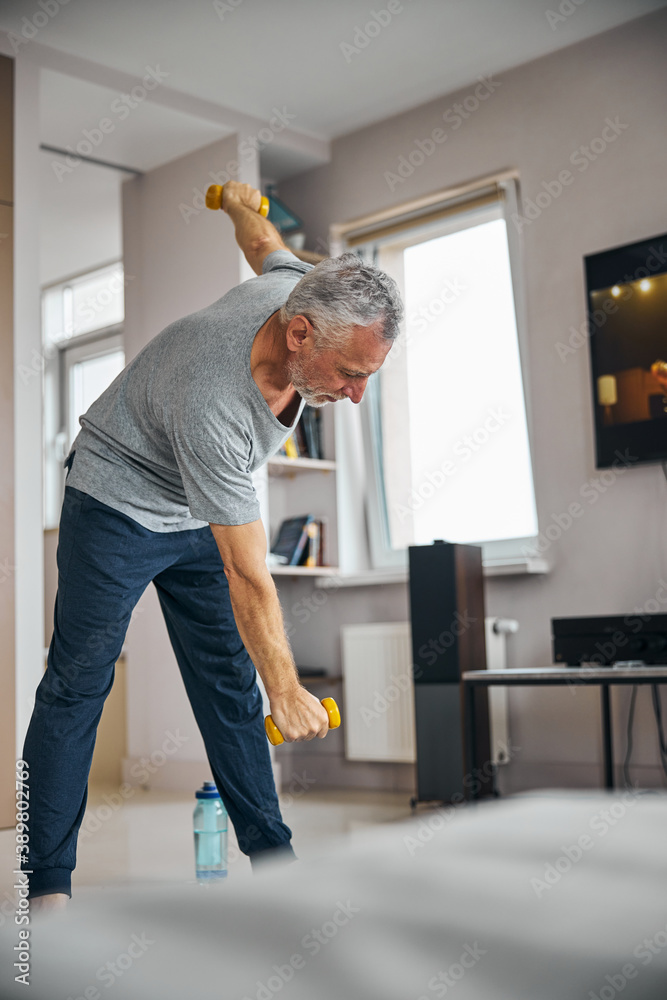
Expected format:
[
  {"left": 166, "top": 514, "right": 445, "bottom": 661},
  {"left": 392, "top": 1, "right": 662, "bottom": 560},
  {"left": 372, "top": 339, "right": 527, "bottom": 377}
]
[{"left": 1, "top": 790, "right": 666, "bottom": 999}]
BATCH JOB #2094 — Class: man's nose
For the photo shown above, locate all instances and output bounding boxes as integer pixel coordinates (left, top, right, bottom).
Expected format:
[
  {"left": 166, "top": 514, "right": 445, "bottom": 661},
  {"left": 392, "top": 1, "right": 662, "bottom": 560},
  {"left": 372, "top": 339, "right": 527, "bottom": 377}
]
[{"left": 342, "top": 379, "right": 368, "bottom": 404}]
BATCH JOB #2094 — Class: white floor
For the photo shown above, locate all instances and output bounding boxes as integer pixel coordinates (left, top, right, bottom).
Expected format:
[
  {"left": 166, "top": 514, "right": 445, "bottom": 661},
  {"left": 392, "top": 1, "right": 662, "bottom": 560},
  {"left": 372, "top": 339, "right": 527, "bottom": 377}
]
[{"left": 0, "top": 785, "right": 413, "bottom": 904}]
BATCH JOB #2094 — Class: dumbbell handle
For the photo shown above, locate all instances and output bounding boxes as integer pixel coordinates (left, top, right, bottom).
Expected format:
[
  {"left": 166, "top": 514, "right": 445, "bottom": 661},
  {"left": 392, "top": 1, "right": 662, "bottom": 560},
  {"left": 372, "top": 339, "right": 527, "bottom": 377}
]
[
  {"left": 205, "top": 184, "right": 270, "bottom": 218},
  {"left": 265, "top": 697, "right": 341, "bottom": 746}
]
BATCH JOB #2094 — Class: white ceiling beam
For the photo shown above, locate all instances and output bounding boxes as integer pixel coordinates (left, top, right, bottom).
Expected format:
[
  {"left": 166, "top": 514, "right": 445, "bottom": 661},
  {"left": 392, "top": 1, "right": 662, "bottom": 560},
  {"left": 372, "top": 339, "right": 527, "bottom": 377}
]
[{"left": 4, "top": 33, "right": 330, "bottom": 167}]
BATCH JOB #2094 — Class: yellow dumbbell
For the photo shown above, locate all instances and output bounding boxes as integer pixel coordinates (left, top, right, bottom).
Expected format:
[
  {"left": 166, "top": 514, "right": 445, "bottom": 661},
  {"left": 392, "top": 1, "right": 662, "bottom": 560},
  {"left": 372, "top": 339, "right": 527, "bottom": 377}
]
[
  {"left": 205, "top": 184, "right": 270, "bottom": 218},
  {"left": 265, "top": 697, "right": 341, "bottom": 746}
]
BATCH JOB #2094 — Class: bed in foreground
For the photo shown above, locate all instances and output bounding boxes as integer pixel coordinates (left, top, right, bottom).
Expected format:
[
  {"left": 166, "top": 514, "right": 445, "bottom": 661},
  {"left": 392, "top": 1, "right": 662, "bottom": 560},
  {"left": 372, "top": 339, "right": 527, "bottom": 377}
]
[{"left": 1, "top": 789, "right": 666, "bottom": 999}]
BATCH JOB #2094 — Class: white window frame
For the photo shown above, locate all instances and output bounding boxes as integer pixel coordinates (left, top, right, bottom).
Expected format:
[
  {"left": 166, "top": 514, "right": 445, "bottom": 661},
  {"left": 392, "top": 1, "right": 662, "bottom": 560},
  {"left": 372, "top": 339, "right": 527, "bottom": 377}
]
[
  {"left": 42, "top": 261, "right": 126, "bottom": 528},
  {"left": 63, "top": 328, "right": 124, "bottom": 446},
  {"left": 330, "top": 172, "right": 541, "bottom": 571}
]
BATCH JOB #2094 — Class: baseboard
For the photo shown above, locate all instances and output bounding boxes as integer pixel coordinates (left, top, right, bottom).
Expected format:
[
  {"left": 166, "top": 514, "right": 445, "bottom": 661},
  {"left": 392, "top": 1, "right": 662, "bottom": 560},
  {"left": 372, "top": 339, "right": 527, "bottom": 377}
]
[{"left": 122, "top": 757, "right": 282, "bottom": 793}]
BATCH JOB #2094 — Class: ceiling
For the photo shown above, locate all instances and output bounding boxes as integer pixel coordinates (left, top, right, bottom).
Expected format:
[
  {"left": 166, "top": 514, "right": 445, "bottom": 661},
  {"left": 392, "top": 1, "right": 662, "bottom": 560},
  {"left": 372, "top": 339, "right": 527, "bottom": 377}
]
[
  {"left": 1, "top": 0, "right": 665, "bottom": 283},
  {"left": 2, "top": 0, "right": 666, "bottom": 140}
]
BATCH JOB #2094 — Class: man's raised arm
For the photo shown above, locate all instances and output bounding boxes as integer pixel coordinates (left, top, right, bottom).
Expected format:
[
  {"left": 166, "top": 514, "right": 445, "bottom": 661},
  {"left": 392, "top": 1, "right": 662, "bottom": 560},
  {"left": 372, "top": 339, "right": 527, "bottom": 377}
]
[
  {"left": 221, "top": 181, "right": 288, "bottom": 275},
  {"left": 209, "top": 518, "right": 329, "bottom": 742}
]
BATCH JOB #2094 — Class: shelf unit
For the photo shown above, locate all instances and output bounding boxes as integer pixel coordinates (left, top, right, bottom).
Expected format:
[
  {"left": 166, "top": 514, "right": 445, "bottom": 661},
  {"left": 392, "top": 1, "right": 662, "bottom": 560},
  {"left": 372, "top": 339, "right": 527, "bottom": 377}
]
[{"left": 264, "top": 406, "right": 340, "bottom": 578}]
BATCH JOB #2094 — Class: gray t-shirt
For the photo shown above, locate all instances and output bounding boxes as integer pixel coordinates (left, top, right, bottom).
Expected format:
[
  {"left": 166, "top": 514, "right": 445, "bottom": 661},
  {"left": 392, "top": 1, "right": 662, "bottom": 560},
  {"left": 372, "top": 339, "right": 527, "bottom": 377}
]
[{"left": 66, "top": 250, "right": 313, "bottom": 531}]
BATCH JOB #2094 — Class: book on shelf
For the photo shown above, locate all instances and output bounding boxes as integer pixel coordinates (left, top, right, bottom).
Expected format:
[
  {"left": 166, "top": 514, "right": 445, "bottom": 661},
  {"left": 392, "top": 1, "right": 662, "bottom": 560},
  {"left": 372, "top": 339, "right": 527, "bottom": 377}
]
[
  {"left": 278, "top": 405, "right": 323, "bottom": 461},
  {"left": 304, "top": 520, "right": 320, "bottom": 567},
  {"left": 297, "top": 516, "right": 329, "bottom": 568},
  {"left": 270, "top": 515, "right": 330, "bottom": 568},
  {"left": 270, "top": 515, "right": 313, "bottom": 566},
  {"left": 283, "top": 435, "right": 299, "bottom": 460}
]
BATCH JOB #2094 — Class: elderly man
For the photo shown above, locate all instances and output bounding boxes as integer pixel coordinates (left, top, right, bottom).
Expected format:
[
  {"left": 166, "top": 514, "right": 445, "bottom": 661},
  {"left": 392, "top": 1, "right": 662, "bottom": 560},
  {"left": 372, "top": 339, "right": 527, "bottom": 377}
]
[{"left": 22, "top": 181, "right": 403, "bottom": 911}]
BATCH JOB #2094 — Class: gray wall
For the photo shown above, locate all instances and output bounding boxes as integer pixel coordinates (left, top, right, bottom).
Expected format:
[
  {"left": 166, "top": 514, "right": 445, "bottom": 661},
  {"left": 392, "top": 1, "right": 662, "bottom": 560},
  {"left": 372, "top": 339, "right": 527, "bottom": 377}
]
[{"left": 278, "top": 9, "right": 667, "bottom": 793}]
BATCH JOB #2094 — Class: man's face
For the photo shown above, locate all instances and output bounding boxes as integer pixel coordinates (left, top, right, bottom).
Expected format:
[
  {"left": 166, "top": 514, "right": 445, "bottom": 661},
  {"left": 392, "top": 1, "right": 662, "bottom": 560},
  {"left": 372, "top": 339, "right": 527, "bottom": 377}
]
[{"left": 286, "top": 320, "right": 393, "bottom": 408}]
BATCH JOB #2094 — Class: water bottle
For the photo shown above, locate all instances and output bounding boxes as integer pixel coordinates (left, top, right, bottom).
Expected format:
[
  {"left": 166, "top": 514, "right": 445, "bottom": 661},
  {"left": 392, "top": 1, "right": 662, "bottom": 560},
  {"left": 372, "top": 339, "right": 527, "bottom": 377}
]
[{"left": 193, "top": 780, "right": 227, "bottom": 881}]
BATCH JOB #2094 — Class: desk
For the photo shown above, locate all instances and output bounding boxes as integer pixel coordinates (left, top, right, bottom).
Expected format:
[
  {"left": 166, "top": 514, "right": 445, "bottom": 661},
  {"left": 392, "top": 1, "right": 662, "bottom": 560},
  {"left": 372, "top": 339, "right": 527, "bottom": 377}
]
[{"left": 462, "top": 665, "right": 667, "bottom": 798}]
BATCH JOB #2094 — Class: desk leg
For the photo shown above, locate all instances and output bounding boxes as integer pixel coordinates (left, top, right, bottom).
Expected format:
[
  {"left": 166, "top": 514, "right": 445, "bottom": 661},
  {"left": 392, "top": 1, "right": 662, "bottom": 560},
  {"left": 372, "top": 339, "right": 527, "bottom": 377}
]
[
  {"left": 463, "top": 682, "right": 478, "bottom": 802},
  {"left": 600, "top": 685, "right": 614, "bottom": 790}
]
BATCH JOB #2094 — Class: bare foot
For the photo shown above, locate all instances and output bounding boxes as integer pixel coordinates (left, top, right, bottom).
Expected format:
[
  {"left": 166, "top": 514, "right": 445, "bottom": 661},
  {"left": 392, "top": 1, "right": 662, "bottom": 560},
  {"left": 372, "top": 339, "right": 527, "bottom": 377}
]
[{"left": 30, "top": 893, "right": 70, "bottom": 917}]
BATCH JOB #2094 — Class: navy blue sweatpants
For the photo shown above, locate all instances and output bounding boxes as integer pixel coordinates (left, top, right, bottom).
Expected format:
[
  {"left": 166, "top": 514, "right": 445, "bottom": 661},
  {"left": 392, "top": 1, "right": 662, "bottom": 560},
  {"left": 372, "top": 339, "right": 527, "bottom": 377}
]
[{"left": 21, "top": 483, "right": 294, "bottom": 898}]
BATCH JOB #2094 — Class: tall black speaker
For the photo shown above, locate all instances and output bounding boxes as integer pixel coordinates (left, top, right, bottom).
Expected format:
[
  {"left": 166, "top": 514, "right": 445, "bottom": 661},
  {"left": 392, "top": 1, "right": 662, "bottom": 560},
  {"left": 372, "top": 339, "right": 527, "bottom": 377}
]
[{"left": 408, "top": 540, "right": 492, "bottom": 804}]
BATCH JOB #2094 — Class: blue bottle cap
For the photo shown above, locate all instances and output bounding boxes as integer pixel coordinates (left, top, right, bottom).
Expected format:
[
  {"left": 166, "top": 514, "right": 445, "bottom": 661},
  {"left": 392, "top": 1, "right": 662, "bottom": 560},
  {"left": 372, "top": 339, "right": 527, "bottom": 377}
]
[{"left": 196, "top": 780, "right": 221, "bottom": 799}]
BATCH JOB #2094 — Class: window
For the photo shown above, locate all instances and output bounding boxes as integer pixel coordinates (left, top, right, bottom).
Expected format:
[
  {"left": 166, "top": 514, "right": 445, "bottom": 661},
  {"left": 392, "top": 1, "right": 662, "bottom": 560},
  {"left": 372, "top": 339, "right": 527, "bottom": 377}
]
[
  {"left": 43, "top": 262, "right": 126, "bottom": 527},
  {"left": 64, "top": 337, "right": 125, "bottom": 448},
  {"left": 336, "top": 176, "right": 538, "bottom": 568}
]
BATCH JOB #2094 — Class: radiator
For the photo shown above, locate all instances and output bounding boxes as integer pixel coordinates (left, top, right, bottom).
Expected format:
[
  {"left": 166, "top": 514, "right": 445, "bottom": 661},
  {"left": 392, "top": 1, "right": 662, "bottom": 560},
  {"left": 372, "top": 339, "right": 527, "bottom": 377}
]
[
  {"left": 485, "top": 617, "right": 518, "bottom": 766},
  {"left": 341, "top": 623, "right": 416, "bottom": 763},
  {"left": 341, "top": 618, "right": 516, "bottom": 765}
]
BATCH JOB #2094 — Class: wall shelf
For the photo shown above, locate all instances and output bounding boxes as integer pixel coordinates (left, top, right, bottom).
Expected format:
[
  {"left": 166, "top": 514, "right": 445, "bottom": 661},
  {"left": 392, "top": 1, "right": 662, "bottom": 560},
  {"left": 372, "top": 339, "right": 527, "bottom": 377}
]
[
  {"left": 270, "top": 565, "right": 341, "bottom": 578},
  {"left": 268, "top": 456, "right": 336, "bottom": 476},
  {"left": 316, "top": 569, "right": 407, "bottom": 589},
  {"left": 314, "top": 557, "right": 550, "bottom": 588}
]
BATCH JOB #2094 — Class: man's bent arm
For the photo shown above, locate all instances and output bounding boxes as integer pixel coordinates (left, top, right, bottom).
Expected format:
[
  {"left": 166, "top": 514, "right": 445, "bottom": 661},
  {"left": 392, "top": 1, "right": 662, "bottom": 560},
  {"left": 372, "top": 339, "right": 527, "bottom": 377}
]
[
  {"left": 210, "top": 518, "right": 329, "bottom": 741},
  {"left": 222, "top": 182, "right": 287, "bottom": 275}
]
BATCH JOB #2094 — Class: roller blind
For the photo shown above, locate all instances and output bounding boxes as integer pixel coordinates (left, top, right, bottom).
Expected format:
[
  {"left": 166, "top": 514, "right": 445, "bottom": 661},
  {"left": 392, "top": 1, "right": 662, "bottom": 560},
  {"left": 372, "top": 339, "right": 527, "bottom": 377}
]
[{"left": 346, "top": 186, "right": 502, "bottom": 248}]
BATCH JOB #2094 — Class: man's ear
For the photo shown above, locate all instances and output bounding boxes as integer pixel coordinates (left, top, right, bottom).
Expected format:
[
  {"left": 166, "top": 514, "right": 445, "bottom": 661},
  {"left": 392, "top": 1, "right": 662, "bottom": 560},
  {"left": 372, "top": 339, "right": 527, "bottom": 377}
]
[{"left": 285, "top": 315, "right": 313, "bottom": 352}]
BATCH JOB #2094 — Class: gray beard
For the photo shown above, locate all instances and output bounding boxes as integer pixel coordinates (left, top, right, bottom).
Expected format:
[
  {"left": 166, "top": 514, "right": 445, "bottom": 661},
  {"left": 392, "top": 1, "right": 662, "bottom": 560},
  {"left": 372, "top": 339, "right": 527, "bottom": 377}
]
[{"left": 287, "top": 355, "right": 340, "bottom": 408}]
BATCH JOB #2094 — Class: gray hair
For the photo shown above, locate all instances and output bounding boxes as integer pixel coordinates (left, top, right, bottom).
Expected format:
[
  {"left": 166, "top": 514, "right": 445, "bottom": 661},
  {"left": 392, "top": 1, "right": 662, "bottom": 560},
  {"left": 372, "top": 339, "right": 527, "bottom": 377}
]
[{"left": 279, "top": 252, "right": 403, "bottom": 351}]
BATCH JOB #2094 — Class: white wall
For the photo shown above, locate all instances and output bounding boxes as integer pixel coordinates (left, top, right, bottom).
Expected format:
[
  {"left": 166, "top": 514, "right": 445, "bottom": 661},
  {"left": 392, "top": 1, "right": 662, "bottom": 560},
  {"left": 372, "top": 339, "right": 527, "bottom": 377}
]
[
  {"left": 0, "top": 50, "right": 16, "bottom": 828},
  {"left": 0, "top": 37, "right": 46, "bottom": 756},
  {"left": 277, "top": 9, "right": 667, "bottom": 792},
  {"left": 121, "top": 132, "right": 265, "bottom": 788},
  {"left": 39, "top": 153, "right": 122, "bottom": 287}
]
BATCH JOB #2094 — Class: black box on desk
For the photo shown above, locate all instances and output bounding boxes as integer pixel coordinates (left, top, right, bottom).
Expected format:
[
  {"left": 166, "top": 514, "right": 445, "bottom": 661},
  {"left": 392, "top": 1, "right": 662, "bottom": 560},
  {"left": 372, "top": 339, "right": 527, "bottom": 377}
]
[{"left": 552, "top": 614, "right": 667, "bottom": 666}]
